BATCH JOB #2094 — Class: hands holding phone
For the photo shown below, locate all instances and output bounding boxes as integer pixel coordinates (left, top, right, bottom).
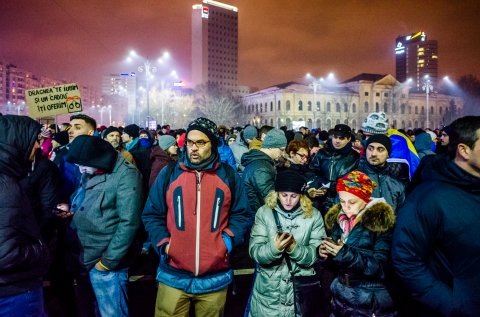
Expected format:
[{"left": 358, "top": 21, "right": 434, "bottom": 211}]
[
  {"left": 53, "top": 203, "right": 73, "bottom": 219},
  {"left": 318, "top": 236, "right": 344, "bottom": 259},
  {"left": 274, "top": 231, "right": 296, "bottom": 252}
]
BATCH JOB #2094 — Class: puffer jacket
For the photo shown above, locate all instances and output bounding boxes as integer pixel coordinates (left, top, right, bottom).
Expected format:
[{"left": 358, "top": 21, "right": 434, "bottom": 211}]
[
  {"left": 0, "top": 115, "right": 50, "bottom": 297},
  {"left": 142, "top": 153, "right": 251, "bottom": 294},
  {"left": 241, "top": 149, "right": 276, "bottom": 215},
  {"left": 248, "top": 204, "right": 325, "bottom": 317},
  {"left": 323, "top": 199, "right": 396, "bottom": 317},
  {"left": 358, "top": 159, "right": 406, "bottom": 211},
  {"left": 217, "top": 137, "right": 236, "bottom": 170}
]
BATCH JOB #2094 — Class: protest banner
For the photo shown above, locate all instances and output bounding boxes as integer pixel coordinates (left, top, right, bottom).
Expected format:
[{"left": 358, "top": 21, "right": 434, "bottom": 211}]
[{"left": 25, "top": 83, "right": 82, "bottom": 118}]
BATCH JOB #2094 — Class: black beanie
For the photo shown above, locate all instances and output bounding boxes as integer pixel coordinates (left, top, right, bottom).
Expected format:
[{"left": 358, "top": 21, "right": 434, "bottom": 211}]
[
  {"left": 123, "top": 124, "right": 140, "bottom": 139},
  {"left": 102, "top": 126, "right": 121, "bottom": 139},
  {"left": 366, "top": 134, "right": 392, "bottom": 156},
  {"left": 186, "top": 117, "right": 218, "bottom": 147},
  {"left": 66, "top": 135, "right": 118, "bottom": 173},
  {"left": 275, "top": 170, "right": 306, "bottom": 194}
]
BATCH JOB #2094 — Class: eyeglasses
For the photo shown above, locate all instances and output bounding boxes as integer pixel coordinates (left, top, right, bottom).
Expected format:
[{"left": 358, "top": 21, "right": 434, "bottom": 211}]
[
  {"left": 296, "top": 152, "right": 308, "bottom": 159},
  {"left": 186, "top": 139, "right": 210, "bottom": 148}
]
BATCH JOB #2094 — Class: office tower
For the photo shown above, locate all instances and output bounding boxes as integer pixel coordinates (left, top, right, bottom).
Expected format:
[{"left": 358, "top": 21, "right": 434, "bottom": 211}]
[
  {"left": 192, "top": 0, "right": 238, "bottom": 91},
  {"left": 395, "top": 31, "right": 438, "bottom": 89}
]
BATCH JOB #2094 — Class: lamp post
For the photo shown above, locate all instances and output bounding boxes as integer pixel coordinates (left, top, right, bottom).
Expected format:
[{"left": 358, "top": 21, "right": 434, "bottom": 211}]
[
  {"left": 306, "top": 73, "right": 324, "bottom": 129},
  {"left": 422, "top": 75, "right": 433, "bottom": 129}
]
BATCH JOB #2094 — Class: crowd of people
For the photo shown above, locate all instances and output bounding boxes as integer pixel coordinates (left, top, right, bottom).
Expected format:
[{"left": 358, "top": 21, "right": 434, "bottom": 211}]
[{"left": 0, "top": 111, "right": 479, "bottom": 317}]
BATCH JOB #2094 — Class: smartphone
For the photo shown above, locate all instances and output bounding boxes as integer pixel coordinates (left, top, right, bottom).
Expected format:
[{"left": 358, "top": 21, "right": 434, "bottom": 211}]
[{"left": 322, "top": 236, "right": 335, "bottom": 244}]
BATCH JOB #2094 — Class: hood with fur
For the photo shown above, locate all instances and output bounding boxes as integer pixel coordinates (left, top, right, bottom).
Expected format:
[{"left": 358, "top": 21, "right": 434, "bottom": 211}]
[{"left": 324, "top": 198, "right": 395, "bottom": 233}]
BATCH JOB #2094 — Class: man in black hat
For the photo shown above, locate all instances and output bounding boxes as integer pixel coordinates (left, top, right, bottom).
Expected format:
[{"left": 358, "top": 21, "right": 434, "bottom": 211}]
[
  {"left": 309, "top": 124, "right": 360, "bottom": 213},
  {"left": 142, "top": 117, "right": 251, "bottom": 317},
  {"left": 103, "top": 126, "right": 135, "bottom": 165},
  {"left": 56, "top": 135, "right": 143, "bottom": 317},
  {"left": 358, "top": 134, "right": 406, "bottom": 211}
]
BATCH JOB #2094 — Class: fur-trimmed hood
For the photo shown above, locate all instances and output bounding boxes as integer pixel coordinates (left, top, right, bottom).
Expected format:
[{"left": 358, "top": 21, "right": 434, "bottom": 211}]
[{"left": 324, "top": 198, "right": 395, "bottom": 234}]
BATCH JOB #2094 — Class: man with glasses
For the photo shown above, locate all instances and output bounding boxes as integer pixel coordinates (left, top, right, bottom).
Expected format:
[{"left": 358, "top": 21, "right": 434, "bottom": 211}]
[
  {"left": 142, "top": 117, "right": 250, "bottom": 317},
  {"left": 309, "top": 124, "right": 360, "bottom": 214}
]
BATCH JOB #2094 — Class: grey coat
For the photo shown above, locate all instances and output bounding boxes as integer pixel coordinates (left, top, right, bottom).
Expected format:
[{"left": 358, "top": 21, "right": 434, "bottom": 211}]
[
  {"left": 248, "top": 205, "right": 326, "bottom": 317},
  {"left": 70, "top": 156, "right": 143, "bottom": 270}
]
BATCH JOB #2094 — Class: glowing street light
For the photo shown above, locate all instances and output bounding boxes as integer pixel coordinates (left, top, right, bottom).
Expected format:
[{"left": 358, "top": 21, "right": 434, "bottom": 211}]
[
  {"left": 306, "top": 73, "right": 325, "bottom": 128},
  {"left": 422, "top": 75, "right": 433, "bottom": 128}
]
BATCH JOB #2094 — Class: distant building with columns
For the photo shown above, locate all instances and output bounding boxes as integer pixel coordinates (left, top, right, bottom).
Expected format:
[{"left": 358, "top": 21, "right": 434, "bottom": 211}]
[{"left": 241, "top": 73, "right": 463, "bottom": 131}]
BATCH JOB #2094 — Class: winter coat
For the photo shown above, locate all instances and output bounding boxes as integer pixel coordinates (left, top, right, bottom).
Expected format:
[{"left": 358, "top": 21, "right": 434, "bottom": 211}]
[
  {"left": 230, "top": 133, "right": 248, "bottom": 171},
  {"left": 149, "top": 145, "right": 175, "bottom": 188},
  {"left": 323, "top": 199, "right": 396, "bottom": 317},
  {"left": 358, "top": 159, "right": 406, "bottom": 211},
  {"left": 142, "top": 153, "right": 251, "bottom": 294},
  {"left": 241, "top": 149, "right": 276, "bottom": 215},
  {"left": 52, "top": 144, "right": 81, "bottom": 203},
  {"left": 0, "top": 115, "right": 50, "bottom": 297},
  {"left": 248, "top": 204, "right": 325, "bottom": 317},
  {"left": 217, "top": 138, "right": 236, "bottom": 170},
  {"left": 127, "top": 138, "right": 151, "bottom": 194},
  {"left": 414, "top": 133, "right": 435, "bottom": 160},
  {"left": 392, "top": 155, "right": 480, "bottom": 316},
  {"left": 309, "top": 141, "right": 360, "bottom": 209},
  {"left": 70, "top": 155, "right": 143, "bottom": 271}
]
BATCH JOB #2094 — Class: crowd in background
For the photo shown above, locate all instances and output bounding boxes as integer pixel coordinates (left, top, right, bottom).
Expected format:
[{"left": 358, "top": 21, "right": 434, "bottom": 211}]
[{"left": 1, "top": 110, "right": 479, "bottom": 317}]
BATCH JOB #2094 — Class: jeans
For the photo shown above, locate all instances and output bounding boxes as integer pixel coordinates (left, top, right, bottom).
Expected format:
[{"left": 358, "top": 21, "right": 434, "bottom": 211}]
[
  {"left": 89, "top": 267, "right": 129, "bottom": 317},
  {"left": 0, "top": 287, "right": 47, "bottom": 317}
]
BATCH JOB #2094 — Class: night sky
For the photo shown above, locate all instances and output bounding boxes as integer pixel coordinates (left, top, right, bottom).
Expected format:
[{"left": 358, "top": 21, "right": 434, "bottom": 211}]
[{"left": 1, "top": 0, "right": 479, "bottom": 90}]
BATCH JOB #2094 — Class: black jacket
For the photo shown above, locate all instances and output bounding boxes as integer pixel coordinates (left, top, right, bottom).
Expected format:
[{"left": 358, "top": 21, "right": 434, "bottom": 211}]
[
  {"left": 323, "top": 200, "right": 396, "bottom": 317},
  {"left": 392, "top": 155, "right": 480, "bottom": 316},
  {"left": 0, "top": 115, "right": 50, "bottom": 297}
]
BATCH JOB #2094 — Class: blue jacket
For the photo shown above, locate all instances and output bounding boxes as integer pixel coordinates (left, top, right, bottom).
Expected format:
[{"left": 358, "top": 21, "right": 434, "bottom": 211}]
[
  {"left": 217, "top": 137, "right": 236, "bottom": 170},
  {"left": 392, "top": 155, "right": 480, "bottom": 316},
  {"left": 142, "top": 153, "right": 251, "bottom": 294}
]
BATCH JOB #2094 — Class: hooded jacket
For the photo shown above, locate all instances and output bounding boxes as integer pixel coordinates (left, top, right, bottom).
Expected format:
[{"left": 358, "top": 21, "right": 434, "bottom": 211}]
[
  {"left": 414, "top": 132, "right": 436, "bottom": 160},
  {"left": 229, "top": 132, "right": 248, "bottom": 171},
  {"left": 149, "top": 145, "right": 175, "bottom": 188},
  {"left": 392, "top": 155, "right": 480, "bottom": 316},
  {"left": 323, "top": 199, "right": 396, "bottom": 317},
  {"left": 0, "top": 115, "right": 50, "bottom": 297},
  {"left": 241, "top": 149, "right": 276, "bottom": 215},
  {"left": 248, "top": 204, "right": 325, "bottom": 317}
]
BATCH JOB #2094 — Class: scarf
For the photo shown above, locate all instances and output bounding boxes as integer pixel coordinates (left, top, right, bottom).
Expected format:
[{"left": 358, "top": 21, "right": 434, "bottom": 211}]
[
  {"left": 125, "top": 137, "right": 139, "bottom": 151},
  {"left": 337, "top": 212, "right": 359, "bottom": 242}
]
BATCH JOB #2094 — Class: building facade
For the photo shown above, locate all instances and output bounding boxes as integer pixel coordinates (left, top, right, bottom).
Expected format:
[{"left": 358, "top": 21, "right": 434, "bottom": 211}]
[
  {"left": 395, "top": 31, "right": 438, "bottom": 90},
  {"left": 242, "top": 74, "right": 463, "bottom": 131},
  {"left": 192, "top": 0, "right": 239, "bottom": 92}
]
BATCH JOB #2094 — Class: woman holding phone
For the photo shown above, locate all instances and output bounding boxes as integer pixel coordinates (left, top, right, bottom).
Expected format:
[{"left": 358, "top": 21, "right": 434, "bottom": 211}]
[
  {"left": 248, "top": 170, "right": 326, "bottom": 317},
  {"left": 318, "top": 171, "right": 397, "bottom": 316}
]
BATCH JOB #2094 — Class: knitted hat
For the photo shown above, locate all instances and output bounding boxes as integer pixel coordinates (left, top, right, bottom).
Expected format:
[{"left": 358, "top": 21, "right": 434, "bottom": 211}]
[
  {"left": 336, "top": 171, "right": 376, "bottom": 203},
  {"left": 262, "top": 128, "right": 287, "bottom": 149},
  {"left": 362, "top": 112, "right": 389, "bottom": 135},
  {"left": 426, "top": 130, "right": 438, "bottom": 141},
  {"left": 366, "top": 134, "right": 392, "bottom": 156},
  {"left": 187, "top": 117, "right": 218, "bottom": 147},
  {"left": 332, "top": 124, "right": 351, "bottom": 137},
  {"left": 275, "top": 170, "right": 306, "bottom": 194},
  {"left": 123, "top": 124, "right": 140, "bottom": 139},
  {"left": 159, "top": 135, "right": 176, "bottom": 151},
  {"left": 102, "top": 126, "right": 121, "bottom": 139},
  {"left": 52, "top": 131, "right": 69, "bottom": 146},
  {"left": 243, "top": 126, "right": 258, "bottom": 140},
  {"left": 441, "top": 125, "right": 452, "bottom": 136},
  {"left": 40, "top": 127, "right": 52, "bottom": 138},
  {"left": 66, "top": 135, "right": 118, "bottom": 173}
]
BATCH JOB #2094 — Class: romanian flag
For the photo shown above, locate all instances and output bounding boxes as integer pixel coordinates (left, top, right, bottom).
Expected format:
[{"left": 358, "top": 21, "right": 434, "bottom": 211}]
[{"left": 386, "top": 128, "right": 420, "bottom": 179}]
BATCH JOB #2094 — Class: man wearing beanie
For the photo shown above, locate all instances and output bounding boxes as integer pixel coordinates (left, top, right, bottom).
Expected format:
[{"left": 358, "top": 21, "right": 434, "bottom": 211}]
[
  {"left": 309, "top": 123, "right": 360, "bottom": 214},
  {"left": 122, "top": 123, "right": 151, "bottom": 192},
  {"left": 149, "top": 135, "right": 178, "bottom": 188},
  {"left": 242, "top": 128, "right": 288, "bottom": 215},
  {"left": 55, "top": 135, "right": 143, "bottom": 317},
  {"left": 436, "top": 125, "right": 451, "bottom": 154},
  {"left": 358, "top": 134, "right": 406, "bottom": 211},
  {"left": 142, "top": 117, "right": 250, "bottom": 317},
  {"left": 230, "top": 125, "right": 257, "bottom": 171},
  {"left": 103, "top": 126, "right": 135, "bottom": 165}
]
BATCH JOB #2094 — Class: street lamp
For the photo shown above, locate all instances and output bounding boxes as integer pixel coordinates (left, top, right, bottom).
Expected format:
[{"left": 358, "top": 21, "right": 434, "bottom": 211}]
[
  {"left": 306, "top": 73, "right": 324, "bottom": 128},
  {"left": 107, "top": 105, "right": 112, "bottom": 126},
  {"left": 422, "top": 75, "right": 433, "bottom": 128}
]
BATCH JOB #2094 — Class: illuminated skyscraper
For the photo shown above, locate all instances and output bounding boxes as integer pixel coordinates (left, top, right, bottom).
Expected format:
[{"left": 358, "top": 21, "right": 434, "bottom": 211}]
[
  {"left": 192, "top": 0, "right": 238, "bottom": 91},
  {"left": 395, "top": 31, "right": 438, "bottom": 89}
]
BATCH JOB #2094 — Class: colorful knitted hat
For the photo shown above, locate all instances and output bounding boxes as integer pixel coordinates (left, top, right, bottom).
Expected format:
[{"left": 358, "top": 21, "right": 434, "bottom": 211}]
[{"left": 336, "top": 171, "right": 376, "bottom": 203}]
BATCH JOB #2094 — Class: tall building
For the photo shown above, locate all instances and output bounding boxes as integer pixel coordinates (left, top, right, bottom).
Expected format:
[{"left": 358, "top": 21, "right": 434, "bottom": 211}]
[
  {"left": 192, "top": 0, "right": 238, "bottom": 92},
  {"left": 395, "top": 31, "right": 438, "bottom": 90}
]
